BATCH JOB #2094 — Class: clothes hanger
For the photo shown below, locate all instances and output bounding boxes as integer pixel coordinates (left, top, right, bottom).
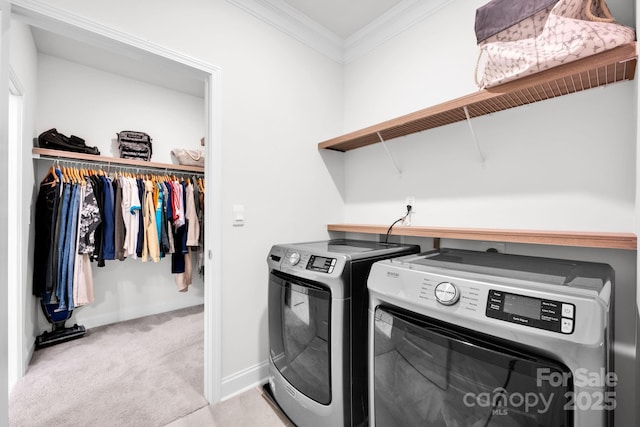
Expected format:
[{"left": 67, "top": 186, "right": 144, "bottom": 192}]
[{"left": 41, "top": 165, "right": 59, "bottom": 186}]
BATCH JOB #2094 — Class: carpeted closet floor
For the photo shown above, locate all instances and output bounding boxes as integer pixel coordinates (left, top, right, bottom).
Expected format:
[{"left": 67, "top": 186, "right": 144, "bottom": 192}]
[{"left": 8, "top": 305, "right": 287, "bottom": 426}]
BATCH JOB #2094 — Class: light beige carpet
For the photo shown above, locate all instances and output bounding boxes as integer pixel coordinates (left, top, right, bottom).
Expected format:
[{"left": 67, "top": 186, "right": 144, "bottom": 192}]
[{"left": 9, "top": 305, "right": 207, "bottom": 427}]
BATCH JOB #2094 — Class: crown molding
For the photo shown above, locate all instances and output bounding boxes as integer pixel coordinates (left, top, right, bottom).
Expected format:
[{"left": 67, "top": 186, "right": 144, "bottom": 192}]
[
  {"left": 226, "top": 0, "right": 344, "bottom": 63},
  {"left": 227, "top": 0, "right": 455, "bottom": 64},
  {"left": 344, "top": 0, "right": 455, "bottom": 63}
]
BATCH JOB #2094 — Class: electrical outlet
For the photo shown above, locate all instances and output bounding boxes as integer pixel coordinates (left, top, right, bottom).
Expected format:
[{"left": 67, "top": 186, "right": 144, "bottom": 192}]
[
  {"left": 405, "top": 196, "right": 415, "bottom": 211},
  {"left": 479, "top": 242, "right": 506, "bottom": 253},
  {"left": 403, "top": 196, "right": 415, "bottom": 226}
]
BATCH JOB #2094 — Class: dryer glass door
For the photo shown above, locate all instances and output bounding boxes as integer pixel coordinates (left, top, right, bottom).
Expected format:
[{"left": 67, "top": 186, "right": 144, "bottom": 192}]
[
  {"left": 269, "top": 271, "right": 331, "bottom": 404},
  {"left": 373, "top": 306, "right": 573, "bottom": 427}
]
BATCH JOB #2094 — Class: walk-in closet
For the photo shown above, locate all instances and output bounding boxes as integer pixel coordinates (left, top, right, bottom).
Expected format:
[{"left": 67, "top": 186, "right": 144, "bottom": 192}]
[{"left": 6, "top": 2, "right": 221, "bottom": 418}]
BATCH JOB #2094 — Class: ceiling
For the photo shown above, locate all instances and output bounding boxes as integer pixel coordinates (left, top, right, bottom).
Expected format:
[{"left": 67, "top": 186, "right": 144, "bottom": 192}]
[
  {"left": 227, "top": 0, "right": 454, "bottom": 63},
  {"left": 282, "top": 0, "right": 404, "bottom": 39},
  {"left": 31, "top": 27, "right": 206, "bottom": 97}
]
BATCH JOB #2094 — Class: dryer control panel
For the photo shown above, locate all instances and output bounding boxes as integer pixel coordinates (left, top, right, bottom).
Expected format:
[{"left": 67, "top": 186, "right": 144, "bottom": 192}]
[{"left": 486, "top": 289, "right": 575, "bottom": 334}]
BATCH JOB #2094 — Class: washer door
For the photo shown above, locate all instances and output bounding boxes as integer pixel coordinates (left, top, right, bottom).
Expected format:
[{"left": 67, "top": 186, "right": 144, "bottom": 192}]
[
  {"left": 372, "top": 306, "right": 573, "bottom": 427},
  {"left": 269, "top": 270, "right": 332, "bottom": 405}
]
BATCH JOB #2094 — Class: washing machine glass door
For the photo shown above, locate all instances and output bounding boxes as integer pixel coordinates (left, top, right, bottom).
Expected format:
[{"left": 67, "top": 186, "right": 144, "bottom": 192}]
[
  {"left": 269, "top": 271, "right": 332, "bottom": 404},
  {"left": 373, "top": 306, "right": 573, "bottom": 427}
]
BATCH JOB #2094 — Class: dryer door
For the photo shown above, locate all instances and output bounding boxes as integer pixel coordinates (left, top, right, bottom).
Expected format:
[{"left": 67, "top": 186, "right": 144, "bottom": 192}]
[
  {"left": 269, "top": 271, "right": 332, "bottom": 405},
  {"left": 372, "top": 306, "right": 574, "bottom": 427}
]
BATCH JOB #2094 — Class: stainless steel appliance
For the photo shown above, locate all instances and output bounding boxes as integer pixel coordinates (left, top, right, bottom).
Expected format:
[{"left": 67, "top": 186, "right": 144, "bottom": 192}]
[
  {"left": 367, "top": 248, "right": 614, "bottom": 427},
  {"left": 267, "top": 239, "right": 419, "bottom": 426}
]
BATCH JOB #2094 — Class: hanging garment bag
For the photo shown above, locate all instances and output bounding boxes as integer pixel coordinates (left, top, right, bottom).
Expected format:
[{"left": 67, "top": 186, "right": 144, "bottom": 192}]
[{"left": 474, "top": 0, "right": 636, "bottom": 88}]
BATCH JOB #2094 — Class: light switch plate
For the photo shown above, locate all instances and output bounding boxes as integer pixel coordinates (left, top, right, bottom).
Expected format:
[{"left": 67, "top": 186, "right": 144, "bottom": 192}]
[{"left": 233, "top": 204, "right": 245, "bottom": 226}]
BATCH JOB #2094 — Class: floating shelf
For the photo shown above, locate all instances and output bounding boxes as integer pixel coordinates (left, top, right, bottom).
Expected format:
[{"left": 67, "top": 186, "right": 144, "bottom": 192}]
[
  {"left": 32, "top": 147, "right": 204, "bottom": 173},
  {"left": 319, "top": 43, "right": 637, "bottom": 152},
  {"left": 327, "top": 224, "right": 637, "bottom": 250}
]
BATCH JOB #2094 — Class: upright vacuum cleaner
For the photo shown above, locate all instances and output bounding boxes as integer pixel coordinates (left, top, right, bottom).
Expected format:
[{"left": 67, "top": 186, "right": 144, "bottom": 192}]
[{"left": 35, "top": 293, "right": 86, "bottom": 349}]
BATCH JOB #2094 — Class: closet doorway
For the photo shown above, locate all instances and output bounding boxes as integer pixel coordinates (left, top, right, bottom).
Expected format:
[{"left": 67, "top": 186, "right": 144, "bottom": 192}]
[{"left": 8, "top": 3, "right": 222, "bottom": 404}]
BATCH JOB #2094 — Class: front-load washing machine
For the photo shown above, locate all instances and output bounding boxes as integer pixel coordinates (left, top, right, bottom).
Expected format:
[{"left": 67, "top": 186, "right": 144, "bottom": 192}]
[
  {"left": 367, "top": 248, "right": 614, "bottom": 427},
  {"left": 267, "top": 239, "right": 419, "bottom": 426}
]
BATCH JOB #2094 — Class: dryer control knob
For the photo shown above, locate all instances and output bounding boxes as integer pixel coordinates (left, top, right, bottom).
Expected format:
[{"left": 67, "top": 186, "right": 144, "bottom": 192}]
[
  {"left": 435, "top": 282, "right": 460, "bottom": 305},
  {"left": 287, "top": 251, "right": 301, "bottom": 266}
]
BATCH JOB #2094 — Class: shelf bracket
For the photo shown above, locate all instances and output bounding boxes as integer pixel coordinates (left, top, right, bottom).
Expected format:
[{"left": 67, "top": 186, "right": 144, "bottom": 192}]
[
  {"left": 377, "top": 132, "right": 402, "bottom": 175},
  {"left": 463, "top": 106, "right": 485, "bottom": 164}
]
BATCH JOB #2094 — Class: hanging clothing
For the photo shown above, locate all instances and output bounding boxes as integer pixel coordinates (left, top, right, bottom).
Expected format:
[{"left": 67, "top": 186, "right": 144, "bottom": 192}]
[
  {"left": 113, "top": 178, "right": 126, "bottom": 261},
  {"left": 88, "top": 175, "right": 105, "bottom": 265},
  {"left": 75, "top": 179, "right": 101, "bottom": 306},
  {"left": 185, "top": 182, "right": 200, "bottom": 247},
  {"left": 33, "top": 165, "right": 206, "bottom": 305},
  {"left": 55, "top": 183, "right": 71, "bottom": 305},
  {"left": 100, "top": 176, "right": 115, "bottom": 261},
  {"left": 171, "top": 180, "right": 185, "bottom": 227},
  {"left": 57, "top": 183, "right": 81, "bottom": 311},
  {"left": 155, "top": 182, "right": 164, "bottom": 257},
  {"left": 159, "top": 182, "right": 171, "bottom": 255},
  {"left": 195, "top": 178, "right": 205, "bottom": 276},
  {"left": 135, "top": 179, "right": 145, "bottom": 258},
  {"left": 142, "top": 180, "right": 160, "bottom": 262},
  {"left": 121, "top": 177, "right": 141, "bottom": 258},
  {"left": 77, "top": 180, "right": 101, "bottom": 255},
  {"left": 164, "top": 181, "right": 176, "bottom": 254},
  {"left": 32, "top": 169, "right": 61, "bottom": 297}
]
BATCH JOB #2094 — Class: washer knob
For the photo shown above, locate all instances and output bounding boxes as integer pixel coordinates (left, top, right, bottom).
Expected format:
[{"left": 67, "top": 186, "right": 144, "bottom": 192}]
[
  {"left": 287, "top": 251, "right": 301, "bottom": 266},
  {"left": 434, "top": 282, "right": 460, "bottom": 305}
]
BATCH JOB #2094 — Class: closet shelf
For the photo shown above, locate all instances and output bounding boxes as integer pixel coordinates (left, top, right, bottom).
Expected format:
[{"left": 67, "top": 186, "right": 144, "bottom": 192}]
[
  {"left": 319, "top": 43, "right": 637, "bottom": 152},
  {"left": 327, "top": 224, "right": 637, "bottom": 250},
  {"left": 32, "top": 147, "right": 204, "bottom": 173}
]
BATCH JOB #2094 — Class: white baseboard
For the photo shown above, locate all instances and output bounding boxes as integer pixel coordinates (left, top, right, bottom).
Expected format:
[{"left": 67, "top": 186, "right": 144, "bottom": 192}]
[{"left": 221, "top": 360, "right": 270, "bottom": 401}]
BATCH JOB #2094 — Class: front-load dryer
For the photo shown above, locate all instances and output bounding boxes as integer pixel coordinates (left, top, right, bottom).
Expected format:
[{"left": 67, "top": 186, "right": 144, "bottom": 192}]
[
  {"left": 267, "top": 239, "right": 419, "bottom": 427},
  {"left": 367, "top": 248, "right": 614, "bottom": 427}
]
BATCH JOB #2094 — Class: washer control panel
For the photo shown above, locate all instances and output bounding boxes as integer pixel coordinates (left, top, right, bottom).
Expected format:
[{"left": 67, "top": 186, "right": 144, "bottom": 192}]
[
  {"left": 486, "top": 289, "right": 575, "bottom": 334},
  {"left": 434, "top": 282, "right": 460, "bottom": 306},
  {"left": 286, "top": 251, "right": 301, "bottom": 266},
  {"left": 306, "top": 255, "right": 337, "bottom": 274},
  {"left": 282, "top": 250, "right": 338, "bottom": 274}
]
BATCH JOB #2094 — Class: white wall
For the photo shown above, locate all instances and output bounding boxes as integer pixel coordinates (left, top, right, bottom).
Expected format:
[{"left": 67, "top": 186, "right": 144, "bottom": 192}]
[
  {"left": 36, "top": 54, "right": 205, "bottom": 163},
  {"left": 343, "top": 0, "right": 636, "bottom": 233},
  {"left": 342, "top": 0, "right": 637, "bottom": 424},
  {"left": 29, "top": 0, "right": 345, "bottom": 392}
]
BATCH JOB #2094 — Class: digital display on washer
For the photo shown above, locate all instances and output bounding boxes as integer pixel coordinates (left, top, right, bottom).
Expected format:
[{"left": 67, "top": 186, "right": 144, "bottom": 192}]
[
  {"left": 503, "top": 294, "right": 541, "bottom": 320},
  {"left": 306, "top": 255, "right": 336, "bottom": 273},
  {"left": 486, "top": 290, "right": 575, "bottom": 334},
  {"left": 312, "top": 257, "right": 328, "bottom": 268}
]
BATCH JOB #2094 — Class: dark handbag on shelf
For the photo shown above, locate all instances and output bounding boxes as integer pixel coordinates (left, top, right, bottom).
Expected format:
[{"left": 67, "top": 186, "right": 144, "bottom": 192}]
[
  {"left": 117, "top": 131, "right": 153, "bottom": 161},
  {"left": 38, "top": 128, "right": 100, "bottom": 155}
]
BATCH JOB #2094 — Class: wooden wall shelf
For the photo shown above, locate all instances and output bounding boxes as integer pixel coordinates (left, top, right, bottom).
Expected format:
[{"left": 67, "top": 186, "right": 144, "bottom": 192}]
[
  {"left": 32, "top": 147, "right": 204, "bottom": 173},
  {"left": 327, "top": 224, "right": 637, "bottom": 250},
  {"left": 319, "top": 43, "right": 637, "bottom": 152}
]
